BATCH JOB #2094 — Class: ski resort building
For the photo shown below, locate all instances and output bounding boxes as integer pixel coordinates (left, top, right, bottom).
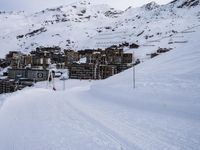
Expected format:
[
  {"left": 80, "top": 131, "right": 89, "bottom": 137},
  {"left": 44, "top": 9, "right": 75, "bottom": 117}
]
[
  {"left": 8, "top": 68, "right": 49, "bottom": 82},
  {"left": 5, "top": 51, "right": 28, "bottom": 68},
  {"left": 0, "top": 79, "right": 16, "bottom": 94},
  {"left": 0, "top": 46, "right": 133, "bottom": 93},
  {"left": 68, "top": 63, "right": 118, "bottom": 80},
  {"left": 68, "top": 48, "right": 132, "bottom": 79},
  {"left": 30, "top": 46, "right": 66, "bottom": 69},
  {"left": 0, "top": 59, "right": 8, "bottom": 68},
  {"left": 68, "top": 63, "right": 97, "bottom": 79},
  {"left": 64, "top": 50, "right": 79, "bottom": 66}
]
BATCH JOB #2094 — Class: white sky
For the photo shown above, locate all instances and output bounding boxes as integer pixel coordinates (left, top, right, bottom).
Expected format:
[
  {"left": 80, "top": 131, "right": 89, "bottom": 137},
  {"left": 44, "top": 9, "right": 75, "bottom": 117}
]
[{"left": 0, "top": 0, "right": 172, "bottom": 12}]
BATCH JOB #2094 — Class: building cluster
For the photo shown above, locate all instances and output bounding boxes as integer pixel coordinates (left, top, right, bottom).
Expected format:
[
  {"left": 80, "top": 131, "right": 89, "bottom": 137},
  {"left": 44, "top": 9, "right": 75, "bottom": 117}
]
[
  {"left": 69, "top": 48, "right": 133, "bottom": 79},
  {"left": 0, "top": 46, "right": 134, "bottom": 94}
]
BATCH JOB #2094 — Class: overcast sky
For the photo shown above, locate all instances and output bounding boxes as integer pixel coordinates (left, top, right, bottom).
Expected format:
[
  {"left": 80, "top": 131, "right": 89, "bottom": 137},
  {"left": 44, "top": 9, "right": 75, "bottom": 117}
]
[{"left": 0, "top": 0, "right": 172, "bottom": 12}]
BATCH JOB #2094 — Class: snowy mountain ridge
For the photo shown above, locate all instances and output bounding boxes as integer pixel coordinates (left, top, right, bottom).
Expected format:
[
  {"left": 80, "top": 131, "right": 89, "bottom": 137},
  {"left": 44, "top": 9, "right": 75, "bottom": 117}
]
[
  {"left": 170, "top": 0, "right": 200, "bottom": 8},
  {"left": 0, "top": 0, "right": 200, "bottom": 57}
]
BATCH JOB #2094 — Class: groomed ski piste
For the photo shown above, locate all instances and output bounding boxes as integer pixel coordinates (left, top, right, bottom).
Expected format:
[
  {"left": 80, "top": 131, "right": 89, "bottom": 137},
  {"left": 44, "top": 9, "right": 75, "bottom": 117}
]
[{"left": 0, "top": 18, "right": 200, "bottom": 149}]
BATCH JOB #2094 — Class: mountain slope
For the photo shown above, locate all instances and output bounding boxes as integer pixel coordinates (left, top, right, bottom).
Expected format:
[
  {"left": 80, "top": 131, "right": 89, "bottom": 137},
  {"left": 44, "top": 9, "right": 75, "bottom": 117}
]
[
  {"left": 0, "top": 20, "right": 199, "bottom": 150},
  {"left": 0, "top": 0, "right": 200, "bottom": 58}
]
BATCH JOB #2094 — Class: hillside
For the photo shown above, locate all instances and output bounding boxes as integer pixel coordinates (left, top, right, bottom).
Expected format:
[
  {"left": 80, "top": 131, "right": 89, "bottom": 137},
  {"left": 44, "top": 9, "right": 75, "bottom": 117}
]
[
  {"left": 0, "top": 0, "right": 200, "bottom": 58},
  {"left": 0, "top": 0, "right": 200, "bottom": 149},
  {"left": 0, "top": 20, "right": 199, "bottom": 150}
]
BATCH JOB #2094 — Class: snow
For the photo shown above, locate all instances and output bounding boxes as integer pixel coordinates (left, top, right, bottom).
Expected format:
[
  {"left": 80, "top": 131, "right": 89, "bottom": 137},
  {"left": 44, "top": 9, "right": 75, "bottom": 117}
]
[
  {"left": 0, "top": 21, "right": 200, "bottom": 149},
  {"left": 0, "top": 0, "right": 199, "bottom": 57},
  {"left": 0, "top": 0, "right": 200, "bottom": 149},
  {"left": 78, "top": 57, "right": 87, "bottom": 63}
]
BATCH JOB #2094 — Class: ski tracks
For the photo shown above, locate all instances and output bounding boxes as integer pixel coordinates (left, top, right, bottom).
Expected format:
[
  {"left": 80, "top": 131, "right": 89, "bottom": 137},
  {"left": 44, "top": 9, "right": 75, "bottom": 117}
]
[
  {"left": 65, "top": 92, "right": 200, "bottom": 150},
  {"left": 55, "top": 93, "right": 137, "bottom": 150}
]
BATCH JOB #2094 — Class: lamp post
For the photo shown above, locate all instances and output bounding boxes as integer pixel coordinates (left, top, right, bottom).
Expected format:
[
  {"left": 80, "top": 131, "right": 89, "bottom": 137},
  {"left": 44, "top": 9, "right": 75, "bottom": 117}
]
[{"left": 132, "top": 50, "right": 135, "bottom": 89}]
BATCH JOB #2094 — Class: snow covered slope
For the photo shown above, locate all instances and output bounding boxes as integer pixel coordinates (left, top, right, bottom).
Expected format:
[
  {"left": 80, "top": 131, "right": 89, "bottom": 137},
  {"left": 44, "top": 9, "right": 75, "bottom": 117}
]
[
  {"left": 0, "top": 0, "right": 200, "bottom": 57},
  {"left": 0, "top": 0, "right": 200, "bottom": 149},
  {"left": 0, "top": 13, "right": 200, "bottom": 150}
]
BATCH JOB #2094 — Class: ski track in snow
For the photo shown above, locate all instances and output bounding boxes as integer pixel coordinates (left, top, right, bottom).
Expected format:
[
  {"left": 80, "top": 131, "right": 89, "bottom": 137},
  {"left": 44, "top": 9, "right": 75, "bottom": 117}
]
[
  {"left": 0, "top": 90, "right": 125, "bottom": 150},
  {"left": 0, "top": 68, "right": 199, "bottom": 150}
]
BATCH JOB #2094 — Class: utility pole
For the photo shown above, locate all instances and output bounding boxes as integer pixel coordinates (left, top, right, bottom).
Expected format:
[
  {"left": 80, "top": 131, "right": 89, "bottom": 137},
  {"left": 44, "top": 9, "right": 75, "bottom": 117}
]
[
  {"left": 62, "top": 77, "right": 66, "bottom": 91},
  {"left": 132, "top": 50, "right": 135, "bottom": 89},
  {"left": 61, "top": 70, "right": 69, "bottom": 91}
]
